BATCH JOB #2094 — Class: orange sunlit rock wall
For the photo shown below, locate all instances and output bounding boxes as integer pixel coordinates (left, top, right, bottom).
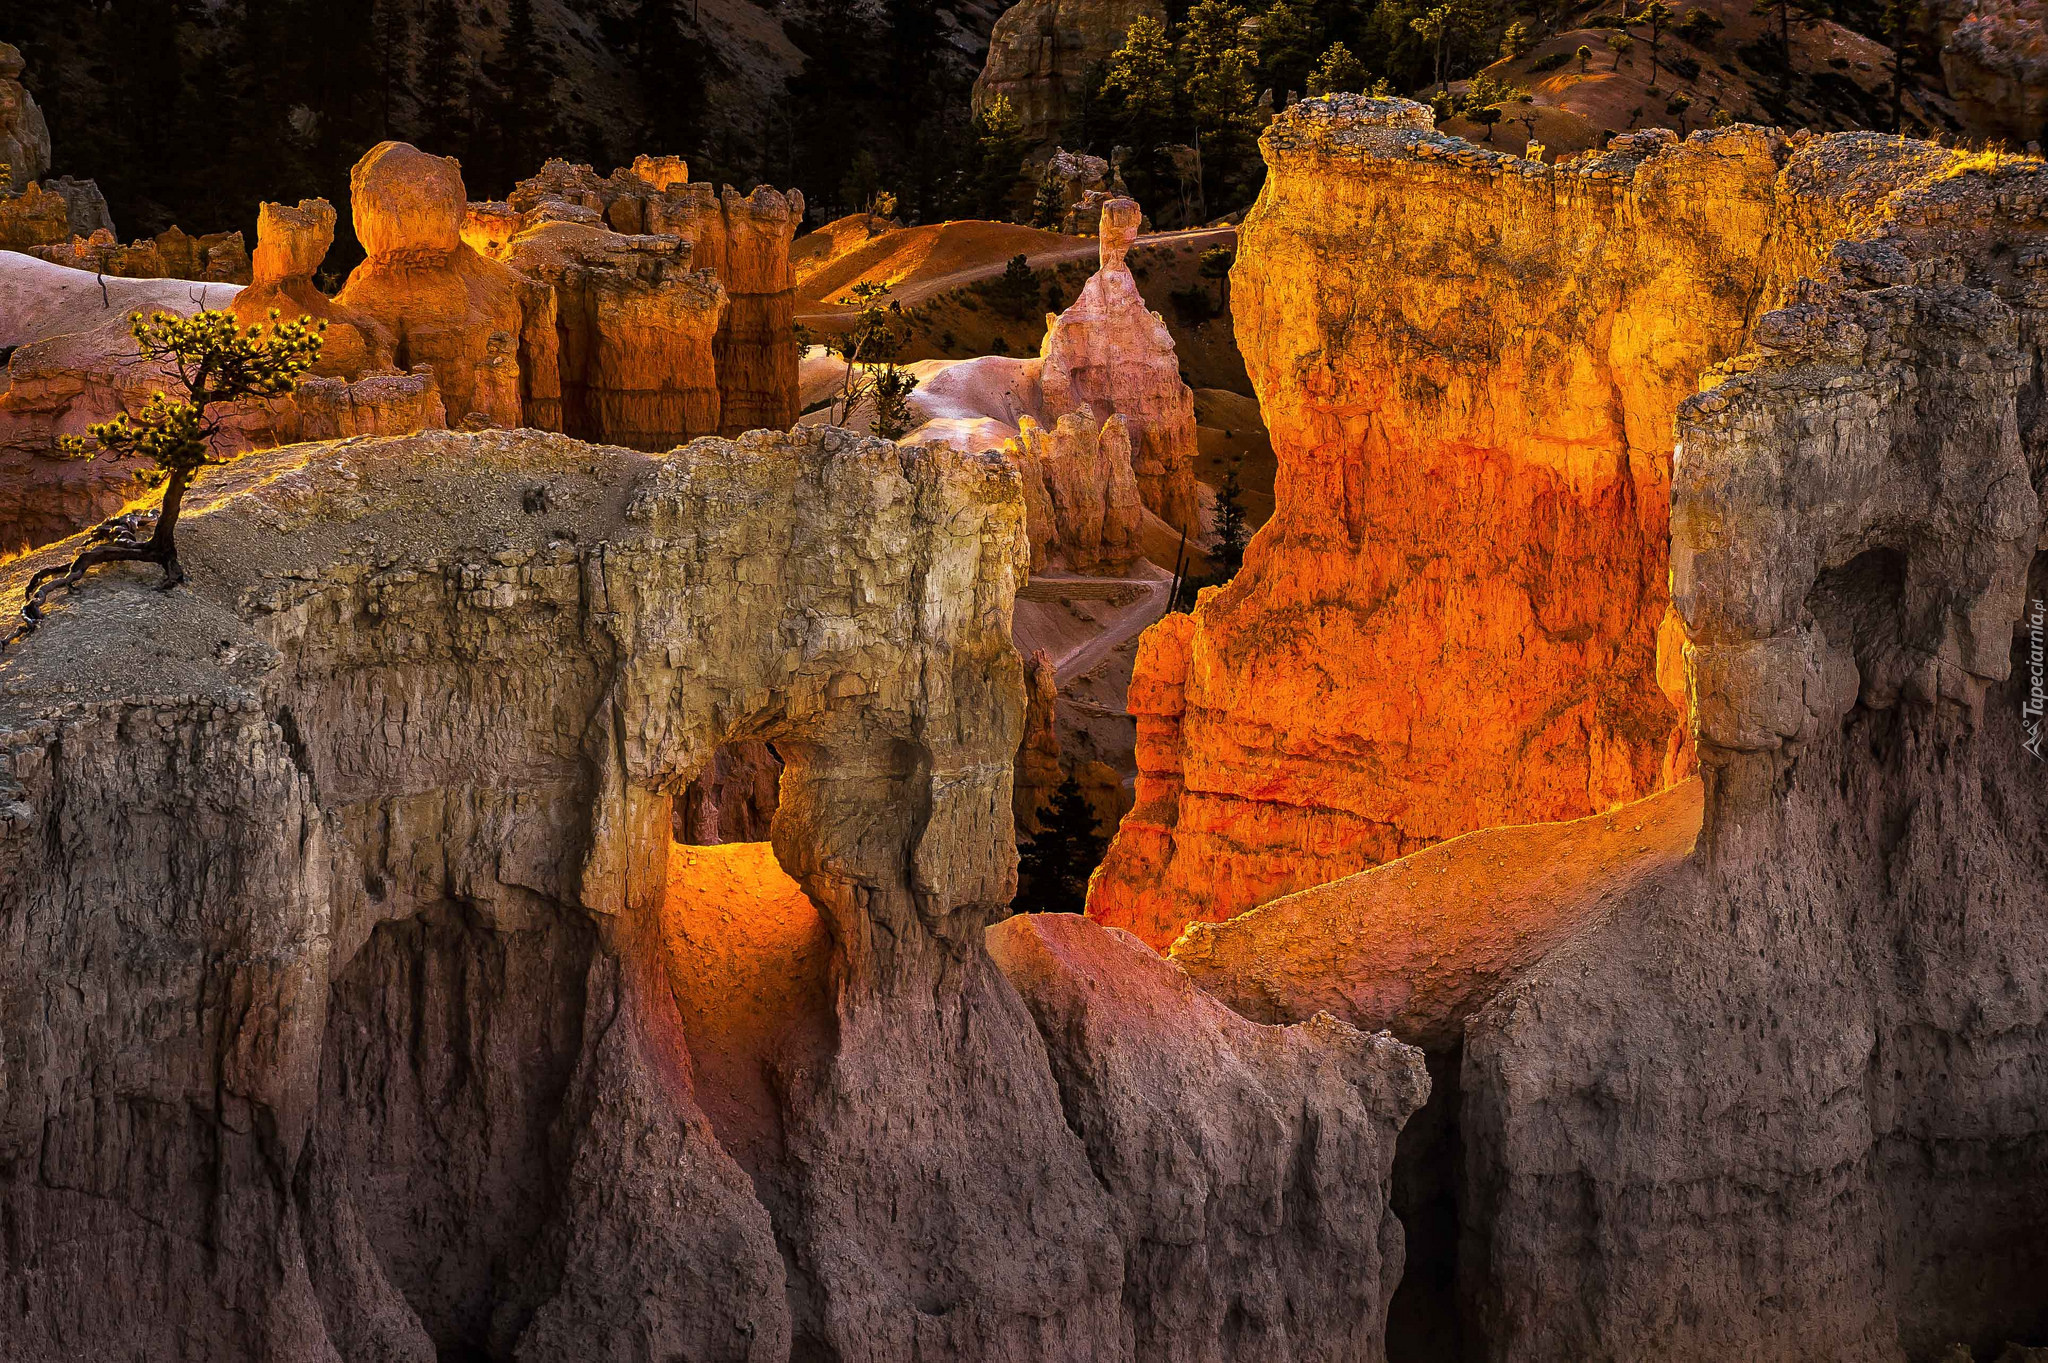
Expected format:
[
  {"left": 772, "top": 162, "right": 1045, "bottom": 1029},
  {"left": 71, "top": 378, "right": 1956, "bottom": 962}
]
[{"left": 1089, "top": 101, "right": 1819, "bottom": 950}]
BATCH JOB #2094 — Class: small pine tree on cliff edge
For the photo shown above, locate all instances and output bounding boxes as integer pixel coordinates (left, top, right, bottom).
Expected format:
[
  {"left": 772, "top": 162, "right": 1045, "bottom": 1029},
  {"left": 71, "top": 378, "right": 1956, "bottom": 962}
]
[{"left": 7, "top": 308, "right": 323, "bottom": 644}]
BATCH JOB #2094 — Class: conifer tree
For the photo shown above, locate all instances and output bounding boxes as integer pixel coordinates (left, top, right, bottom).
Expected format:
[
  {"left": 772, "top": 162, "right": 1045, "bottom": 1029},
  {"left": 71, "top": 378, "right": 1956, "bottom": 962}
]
[
  {"left": 492, "top": 0, "right": 555, "bottom": 181},
  {"left": 1306, "top": 41, "right": 1370, "bottom": 94},
  {"left": 973, "top": 94, "right": 1030, "bottom": 220},
  {"left": 1015, "top": 775, "right": 1109, "bottom": 914},
  {"left": 1258, "top": 0, "right": 1324, "bottom": 97},
  {"left": 1214, "top": 462, "right": 1251, "bottom": 580},
  {"left": 10, "top": 311, "right": 325, "bottom": 643}
]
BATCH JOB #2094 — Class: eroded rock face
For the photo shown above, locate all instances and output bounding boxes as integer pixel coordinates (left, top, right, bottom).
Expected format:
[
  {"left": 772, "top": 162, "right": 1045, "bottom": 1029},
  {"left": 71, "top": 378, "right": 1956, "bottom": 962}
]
[
  {"left": 1039, "top": 198, "right": 1199, "bottom": 536},
  {"left": 234, "top": 198, "right": 391, "bottom": 377},
  {"left": 0, "top": 41, "right": 51, "bottom": 188},
  {"left": 0, "top": 254, "right": 442, "bottom": 561},
  {"left": 1015, "top": 647, "right": 1064, "bottom": 832},
  {"left": 0, "top": 422, "right": 1422, "bottom": 1362},
  {"left": 1928, "top": 0, "right": 2048, "bottom": 146},
  {"left": 499, "top": 220, "right": 728, "bottom": 449},
  {"left": 27, "top": 223, "right": 252, "bottom": 283},
  {"left": 336, "top": 141, "right": 562, "bottom": 431},
  {"left": 972, "top": 0, "right": 1166, "bottom": 150},
  {"left": 507, "top": 159, "right": 804, "bottom": 437},
  {"left": 987, "top": 912, "right": 1428, "bottom": 1361},
  {"left": 1089, "top": 103, "right": 1796, "bottom": 949},
  {"left": 1468, "top": 250, "right": 2048, "bottom": 1357},
  {"left": 1144, "top": 99, "right": 2048, "bottom": 1360},
  {"left": 1007, "top": 411, "right": 1144, "bottom": 573},
  {"left": 0, "top": 44, "right": 112, "bottom": 253},
  {"left": 1172, "top": 777, "right": 1704, "bottom": 1051}
]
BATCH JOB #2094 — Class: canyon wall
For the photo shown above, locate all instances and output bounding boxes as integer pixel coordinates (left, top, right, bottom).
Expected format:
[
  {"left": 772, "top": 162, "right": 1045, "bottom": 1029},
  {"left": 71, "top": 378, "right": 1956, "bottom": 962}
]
[
  {"left": 0, "top": 423, "right": 1425, "bottom": 1362},
  {"left": 1465, "top": 141, "right": 2048, "bottom": 1358},
  {"left": 1110, "top": 96, "right": 2047, "bottom": 1360},
  {"left": 1090, "top": 105, "right": 1836, "bottom": 950}
]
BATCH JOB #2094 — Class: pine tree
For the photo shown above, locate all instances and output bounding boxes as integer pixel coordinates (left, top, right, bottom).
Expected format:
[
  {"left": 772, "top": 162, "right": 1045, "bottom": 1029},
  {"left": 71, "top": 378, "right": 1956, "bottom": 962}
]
[
  {"left": 630, "top": 0, "right": 709, "bottom": 160},
  {"left": 1258, "top": 0, "right": 1324, "bottom": 97},
  {"left": 1031, "top": 166, "right": 1065, "bottom": 229},
  {"left": 1306, "top": 40, "right": 1370, "bottom": 93},
  {"left": 1015, "top": 775, "right": 1109, "bottom": 914},
  {"left": 11, "top": 311, "right": 325, "bottom": 644},
  {"left": 1633, "top": 0, "right": 1675, "bottom": 89},
  {"left": 1180, "top": 0, "right": 1263, "bottom": 207},
  {"left": 1214, "top": 462, "right": 1251, "bottom": 580},
  {"left": 973, "top": 94, "right": 1030, "bottom": 220},
  {"left": 372, "top": 0, "right": 413, "bottom": 138},
  {"left": 489, "top": 0, "right": 556, "bottom": 187},
  {"left": 1101, "top": 15, "right": 1180, "bottom": 140}
]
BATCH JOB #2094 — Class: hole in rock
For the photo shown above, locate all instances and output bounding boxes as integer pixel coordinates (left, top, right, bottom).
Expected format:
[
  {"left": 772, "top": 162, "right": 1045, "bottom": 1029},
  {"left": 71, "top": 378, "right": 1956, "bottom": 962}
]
[
  {"left": 672, "top": 738, "right": 782, "bottom": 846},
  {"left": 1386, "top": 1047, "right": 1466, "bottom": 1363},
  {"left": 655, "top": 835, "right": 835, "bottom": 1180},
  {"left": 1806, "top": 545, "right": 1909, "bottom": 705}
]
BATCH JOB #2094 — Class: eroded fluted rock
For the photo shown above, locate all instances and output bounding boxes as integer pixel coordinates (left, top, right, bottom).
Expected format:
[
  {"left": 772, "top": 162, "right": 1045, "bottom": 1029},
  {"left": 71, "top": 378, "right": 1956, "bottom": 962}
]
[
  {"left": 1150, "top": 99, "right": 2048, "bottom": 1361},
  {"left": 1928, "top": 0, "right": 2048, "bottom": 146},
  {"left": 28, "top": 223, "right": 251, "bottom": 283},
  {"left": 336, "top": 141, "right": 561, "bottom": 431},
  {"left": 1171, "top": 778, "right": 1704, "bottom": 1050},
  {"left": 972, "top": 0, "right": 1166, "bottom": 150},
  {"left": 233, "top": 198, "right": 390, "bottom": 376},
  {"left": 1015, "top": 647, "right": 1063, "bottom": 832},
  {"left": 0, "top": 44, "right": 112, "bottom": 252},
  {"left": 1039, "top": 198, "right": 1199, "bottom": 534},
  {"left": 0, "top": 41, "right": 51, "bottom": 188},
  {"left": 507, "top": 158, "right": 803, "bottom": 436},
  {"left": 1089, "top": 103, "right": 1780, "bottom": 948},
  {"left": 988, "top": 912, "right": 1428, "bottom": 1361},
  {"left": 1006, "top": 411, "right": 1144, "bottom": 573},
  {"left": 0, "top": 420, "right": 1423, "bottom": 1362},
  {"left": 499, "top": 220, "right": 727, "bottom": 450}
]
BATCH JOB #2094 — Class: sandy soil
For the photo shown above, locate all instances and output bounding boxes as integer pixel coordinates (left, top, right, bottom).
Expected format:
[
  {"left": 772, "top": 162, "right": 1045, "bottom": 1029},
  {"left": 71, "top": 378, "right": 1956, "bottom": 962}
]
[{"left": 0, "top": 251, "right": 243, "bottom": 348}]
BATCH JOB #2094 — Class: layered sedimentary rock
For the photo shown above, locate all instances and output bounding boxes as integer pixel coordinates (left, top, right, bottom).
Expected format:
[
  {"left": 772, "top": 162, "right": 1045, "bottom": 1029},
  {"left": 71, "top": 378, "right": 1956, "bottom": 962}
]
[
  {"left": 1007, "top": 412, "right": 1144, "bottom": 572},
  {"left": 507, "top": 158, "right": 803, "bottom": 437},
  {"left": 972, "top": 0, "right": 1166, "bottom": 149},
  {"left": 1039, "top": 197, "right": 1199, "bottom": 534},
  {"left": 1172, "top": 777, "right": 1703, "bottom": 1050},
  {"left": 1466, "top": 156, "right": 2048, "bottom": 1358},
  {"left": 336, "top": 141, "right": 561, "bottom": 431},
  {"left": 675, "top": 740, "right": 783, "bottom": 845},
  {"left": 987, "top": 912, "right": 1427, "bottom": 1361},
  {"left": 1090, "top": 105, "right": 1787, "bottom": 948},
  {"left": 1114, "top": 95, "right": 2047, "bottom": 1359},
  {"left": 0, "top": 45, "right": 111, "bottom": 252},
  {"left": 0, "top": 240, "right": 441, "bottom": 561},
  {"left": 28, "top": 223, "right": 251, "bottom": 283},
  {"left": 499, "top": 220, "right": 728, "bottom": 449},
  {"left": 0, "top": 422, "right": 1423, "bottom": 1362}
]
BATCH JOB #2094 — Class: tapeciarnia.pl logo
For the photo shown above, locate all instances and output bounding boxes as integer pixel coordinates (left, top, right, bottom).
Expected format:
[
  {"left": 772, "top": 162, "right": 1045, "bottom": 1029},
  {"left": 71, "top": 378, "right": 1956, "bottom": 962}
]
[{"left": 2026, "top": 597, "right": 2046, "bottom": 761}]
